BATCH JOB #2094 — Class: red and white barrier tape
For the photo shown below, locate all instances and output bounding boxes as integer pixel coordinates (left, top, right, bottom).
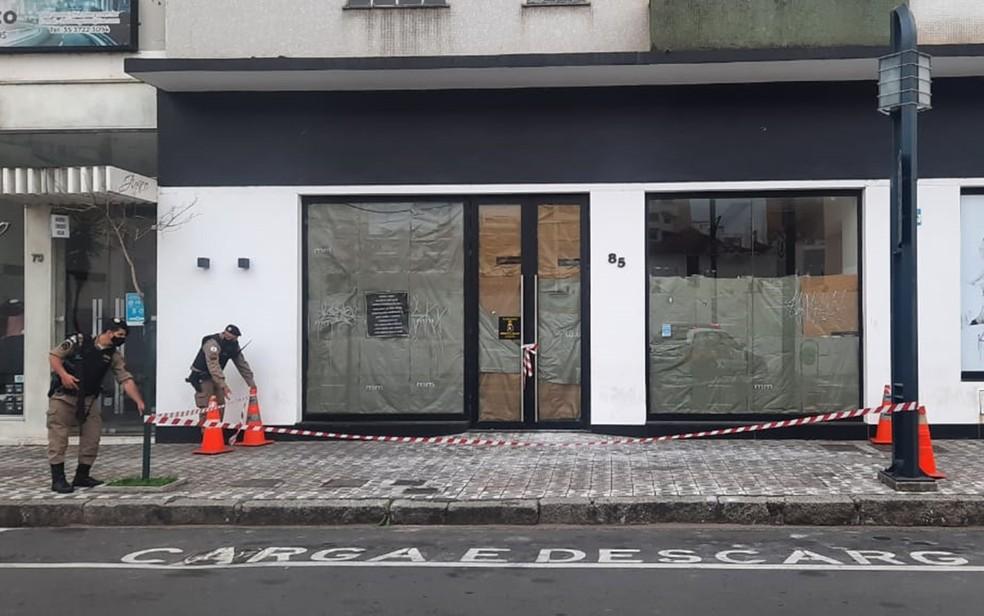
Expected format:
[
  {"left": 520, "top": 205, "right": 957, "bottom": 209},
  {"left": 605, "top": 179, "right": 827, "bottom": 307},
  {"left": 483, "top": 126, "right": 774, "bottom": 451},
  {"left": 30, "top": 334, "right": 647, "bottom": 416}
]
[
  {"left": 522, "top": 343, "right": 538, "bottom": 380},
  {"left": 145, "top": 395, "right": 249, "bottom": 425},
  {"left": 142, "top": 401, "right": 918, "bottom": 447},
  {"left": 147, "top": 409, "right": 202, "bottom": 422}
]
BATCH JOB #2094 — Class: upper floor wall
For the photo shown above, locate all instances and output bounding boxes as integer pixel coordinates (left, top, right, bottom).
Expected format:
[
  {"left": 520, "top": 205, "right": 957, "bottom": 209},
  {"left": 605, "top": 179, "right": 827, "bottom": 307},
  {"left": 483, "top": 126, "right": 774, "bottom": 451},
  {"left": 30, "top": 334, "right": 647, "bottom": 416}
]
[
  {"left": 914, "top": 0, "right": 984, "bottom": 46},
  {"left": 161, "top": 1, "right": 984, "bottom": 60},
  {"left": 163, "top": 0, "right": 652, "bottom": 58},
  {"left": 650, "top": 0, "right": 984, "bottom": 52}
]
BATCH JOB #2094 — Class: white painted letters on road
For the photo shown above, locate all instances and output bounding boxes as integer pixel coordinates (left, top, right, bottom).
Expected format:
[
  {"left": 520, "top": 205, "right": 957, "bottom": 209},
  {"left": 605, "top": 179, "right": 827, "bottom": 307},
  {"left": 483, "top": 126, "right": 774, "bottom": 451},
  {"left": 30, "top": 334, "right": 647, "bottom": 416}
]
[
  {"left": 599, "top": 549, "right": 642, "bottom": 563},
  {"left": 657, "top": 550, "right": 701, "bottom": 564},
  {"left": 535, "top": 549, "right": 586, "bottom": 563},
  {"left": 461, "top": 548, "right": 511, "bottom": 563},
  {"left": 184, "top": 547, "right": 235, "bottom": 566},
  {"left": 121, "top": 548, "right": 183, "bottom": 564},
  {"left": 844, "top": 550, "right": 905, "bottom": 566},
  {"left": 246, "top": 547, "right": 308, "bottom": 563},
  {"left": 311, "top": 548, "right": 366, "bottom": 562},
  {"left": 784, "top": 550, "right": 843, "bottom": 565},
  {"left": 910, "top": 551, "right": 970, "bottom": 566},
  {"left": 369, "top": 548, "right": 426, "bottom": 562},
  {"left": 715, "top": 550, "right": 765, "bottom": 565},
  {"left": 102, "top": 542, "right": 979, "bottom": 572}
]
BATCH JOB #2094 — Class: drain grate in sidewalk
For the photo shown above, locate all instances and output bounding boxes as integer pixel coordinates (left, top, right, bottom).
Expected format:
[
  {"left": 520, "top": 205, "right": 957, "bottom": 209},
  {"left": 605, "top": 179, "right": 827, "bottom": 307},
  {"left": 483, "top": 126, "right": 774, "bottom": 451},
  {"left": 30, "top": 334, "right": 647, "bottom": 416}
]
[
  {"left": 403, "top": 487, "right": 440, "bottom": 495},
  {"left": 322, "top": 478, "right": 369, "bottom": 488}
]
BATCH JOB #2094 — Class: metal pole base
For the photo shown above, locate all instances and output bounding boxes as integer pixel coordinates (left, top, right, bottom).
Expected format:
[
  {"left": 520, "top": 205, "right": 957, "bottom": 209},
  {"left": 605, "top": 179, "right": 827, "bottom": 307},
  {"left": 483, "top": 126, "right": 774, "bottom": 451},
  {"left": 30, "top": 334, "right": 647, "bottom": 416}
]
[{"left": 878, "top": 469, "right": 938, "bottom": 492}]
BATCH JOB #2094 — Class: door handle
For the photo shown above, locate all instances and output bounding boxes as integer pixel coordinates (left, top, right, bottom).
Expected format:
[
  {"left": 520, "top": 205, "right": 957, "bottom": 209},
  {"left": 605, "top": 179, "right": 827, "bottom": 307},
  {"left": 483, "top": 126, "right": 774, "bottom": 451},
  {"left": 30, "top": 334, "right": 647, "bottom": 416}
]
[{"left": 530, "top": 274, "right": 538, "bottom": 422}]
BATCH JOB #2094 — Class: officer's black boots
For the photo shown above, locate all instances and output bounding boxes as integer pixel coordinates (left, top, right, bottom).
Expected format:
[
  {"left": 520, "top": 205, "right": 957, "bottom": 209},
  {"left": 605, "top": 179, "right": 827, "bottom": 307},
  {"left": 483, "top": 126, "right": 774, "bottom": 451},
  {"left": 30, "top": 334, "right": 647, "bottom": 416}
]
[
  {"left": 50, "top": 463, "right": 74, "bottom": 494},
  {"left": 72, "top": 463, "right": 103, "bottom": 488}
]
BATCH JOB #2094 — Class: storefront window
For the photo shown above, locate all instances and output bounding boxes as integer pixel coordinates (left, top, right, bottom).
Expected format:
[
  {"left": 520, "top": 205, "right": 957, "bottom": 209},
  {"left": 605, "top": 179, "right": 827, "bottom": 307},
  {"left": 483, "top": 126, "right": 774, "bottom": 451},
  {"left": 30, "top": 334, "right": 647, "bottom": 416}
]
[
  {"left": 647, "top": 194, "right": 860, "bottom": 414},
  {"left": 305, "top": 201, "right": 465, "bottom": 415},
  {"left": 0, "top": 203, "right": 24, "bottom": 416},
  {"left": 960, "top": 193, "right": 984, "bottom": 378}
]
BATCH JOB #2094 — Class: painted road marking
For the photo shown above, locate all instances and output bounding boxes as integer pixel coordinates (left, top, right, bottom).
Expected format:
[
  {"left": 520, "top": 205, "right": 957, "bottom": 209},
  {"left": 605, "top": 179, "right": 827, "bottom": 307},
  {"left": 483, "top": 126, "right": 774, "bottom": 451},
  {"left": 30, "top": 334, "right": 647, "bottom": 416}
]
[
  {"left": 0, "top": 561, "right": 983, "bottom": 573},
  {"left": 2, "top": 542, "right": 980, "bottom": 574},
  {"left": 113, "top": 545, "right": 973, "bottom": 567},
  {"left": 0, "top": 544, "right": 977, "bottom": 574}
]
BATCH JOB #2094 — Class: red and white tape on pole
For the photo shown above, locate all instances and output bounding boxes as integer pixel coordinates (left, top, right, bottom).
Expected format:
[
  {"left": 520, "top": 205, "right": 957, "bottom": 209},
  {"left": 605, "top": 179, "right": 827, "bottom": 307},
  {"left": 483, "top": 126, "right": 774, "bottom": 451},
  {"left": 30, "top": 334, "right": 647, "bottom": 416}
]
[
  {"left": 143, "top": 401, "right": 917, "bottom": 447},
  {"left": 522, "top": 343, "right": 538, "bottom": 380},
  {"left": 144, "top": 396, "right": 249, "bottom": 426}
]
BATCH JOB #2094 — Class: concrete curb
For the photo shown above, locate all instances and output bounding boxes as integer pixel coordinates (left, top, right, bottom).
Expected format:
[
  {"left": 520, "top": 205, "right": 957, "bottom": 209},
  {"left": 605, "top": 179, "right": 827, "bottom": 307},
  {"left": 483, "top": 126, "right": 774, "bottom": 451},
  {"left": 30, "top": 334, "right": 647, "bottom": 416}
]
[
  {"left": 3, "top": 495, "right": 984, "bottom": 527},
  {"left": 390, "top": 499, "right": 449, "bottom": 525},
  {"left": 447, "top": 500, "right": 539, "bottom": 525},
  {"left": 238, "top": 499, "right": 389, "bottom": 526},
  {"left": 163, "top": 498, "right": 239, "bottom": 525}
]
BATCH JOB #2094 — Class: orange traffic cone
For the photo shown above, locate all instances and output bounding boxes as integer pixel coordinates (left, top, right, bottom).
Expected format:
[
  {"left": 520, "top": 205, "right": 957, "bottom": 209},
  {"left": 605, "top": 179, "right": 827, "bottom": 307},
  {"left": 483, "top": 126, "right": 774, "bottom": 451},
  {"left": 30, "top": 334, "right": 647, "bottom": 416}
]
[
  {"left": 917, "top": 406, "right": 945, "bottom": 479},
  {"left": 870, "top": 384, "right": 893, "bottom": 445},
  {"left": 237, "top": 387, "right": 272, "bottom": 447},
  {"left": 193, "top": 396, "right": 233, "bottom": 455}
]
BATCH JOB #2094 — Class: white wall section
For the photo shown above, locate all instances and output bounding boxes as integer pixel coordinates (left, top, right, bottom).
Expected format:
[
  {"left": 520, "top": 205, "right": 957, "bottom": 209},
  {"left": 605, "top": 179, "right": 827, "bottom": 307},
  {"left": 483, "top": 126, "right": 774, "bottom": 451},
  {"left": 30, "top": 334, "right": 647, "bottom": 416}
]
[
  {"left": 156, "top": 187, "right": 302, "bottom": 426},
  {"left": 587, "top": 190, "right": 647, "bottom": 425},
  {"left": 918, "top": 184, "right": 965, "bottom": 423},
  {"left": 862, "top": 184, "right": 891, "bottom": 422}
]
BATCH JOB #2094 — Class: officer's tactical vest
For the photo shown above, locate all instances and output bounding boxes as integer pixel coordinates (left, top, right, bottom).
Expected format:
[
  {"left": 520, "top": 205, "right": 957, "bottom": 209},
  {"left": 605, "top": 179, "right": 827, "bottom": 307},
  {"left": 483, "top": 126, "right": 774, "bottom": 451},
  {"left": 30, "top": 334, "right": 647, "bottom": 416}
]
[
  {"left": 192, "top": 335, "right": 242, "bottom": 373},
  {"left": 51, "top": 335, "right": 115, "bottom": 397}
]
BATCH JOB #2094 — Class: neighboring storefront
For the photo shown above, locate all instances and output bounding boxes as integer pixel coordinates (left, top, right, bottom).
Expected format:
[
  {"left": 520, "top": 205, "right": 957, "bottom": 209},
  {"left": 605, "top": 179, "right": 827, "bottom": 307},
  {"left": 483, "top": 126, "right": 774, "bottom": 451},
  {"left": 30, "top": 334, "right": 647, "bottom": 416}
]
[
  {"left": 0, "top": 201, "right": 25, "bottom": 419},
  {"left": 0, "top": 166, "right": 157, "bottom": 442}
]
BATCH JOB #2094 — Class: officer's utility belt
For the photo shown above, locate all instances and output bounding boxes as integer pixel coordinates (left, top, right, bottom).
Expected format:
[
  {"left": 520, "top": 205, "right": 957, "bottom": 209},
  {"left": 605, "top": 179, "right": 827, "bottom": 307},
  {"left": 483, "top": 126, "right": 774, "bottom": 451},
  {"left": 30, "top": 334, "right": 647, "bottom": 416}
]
[
  {"left": 186, "top": 369, "right": 209, "bottom": 392},
  {"left": 47, "top": 377, "right": 99, "bottom": 423},
  {"left": 47, "top": 374, "right": 105, "bottom": 399}
]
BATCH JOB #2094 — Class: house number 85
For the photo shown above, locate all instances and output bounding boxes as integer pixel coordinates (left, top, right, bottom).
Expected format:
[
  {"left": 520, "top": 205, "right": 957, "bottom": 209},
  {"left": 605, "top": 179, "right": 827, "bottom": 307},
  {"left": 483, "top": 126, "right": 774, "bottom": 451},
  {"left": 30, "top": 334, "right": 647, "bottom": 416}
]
[{"left": 608, "top": 253, "right": 626, "bottom": 268}]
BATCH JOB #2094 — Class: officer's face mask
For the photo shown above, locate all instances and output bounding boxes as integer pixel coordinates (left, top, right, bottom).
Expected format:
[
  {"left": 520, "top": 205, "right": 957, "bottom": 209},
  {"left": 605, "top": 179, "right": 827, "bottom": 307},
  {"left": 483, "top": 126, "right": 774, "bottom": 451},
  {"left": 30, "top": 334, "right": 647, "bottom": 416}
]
[{"left": 111, "top": 335, "right": 126, "bottom": 348}]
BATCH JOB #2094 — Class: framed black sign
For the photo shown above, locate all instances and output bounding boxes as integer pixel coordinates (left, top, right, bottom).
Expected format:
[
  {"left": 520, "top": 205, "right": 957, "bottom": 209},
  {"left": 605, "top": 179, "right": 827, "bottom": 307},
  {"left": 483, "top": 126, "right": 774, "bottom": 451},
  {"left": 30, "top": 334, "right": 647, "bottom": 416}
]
[
  {"left": 498, "top": 316, "right": 521, "bottom": 340},
  {"left": 366, "top": 291, "right": 410, "bottom": 338},
  {"left": 1, "top": 1, "right": 137, "bottom": 52}
]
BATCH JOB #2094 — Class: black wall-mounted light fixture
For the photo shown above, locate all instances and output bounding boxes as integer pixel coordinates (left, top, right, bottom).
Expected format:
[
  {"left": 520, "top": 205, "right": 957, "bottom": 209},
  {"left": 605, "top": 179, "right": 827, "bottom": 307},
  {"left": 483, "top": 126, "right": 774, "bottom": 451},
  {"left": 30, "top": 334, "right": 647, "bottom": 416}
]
[
  {"left": 238, "top": 258, "right": 251, "bottom": 270},
  {"left": 197, "top": 257, "right": 210, "bottom": 269}
]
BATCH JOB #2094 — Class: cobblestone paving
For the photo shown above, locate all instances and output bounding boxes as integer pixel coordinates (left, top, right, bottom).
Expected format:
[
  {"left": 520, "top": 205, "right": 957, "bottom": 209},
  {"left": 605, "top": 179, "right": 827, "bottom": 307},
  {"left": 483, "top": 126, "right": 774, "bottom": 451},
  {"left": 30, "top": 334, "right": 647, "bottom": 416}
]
[{"left": 1, "top": 434, "right": 982, "bottom": 501}]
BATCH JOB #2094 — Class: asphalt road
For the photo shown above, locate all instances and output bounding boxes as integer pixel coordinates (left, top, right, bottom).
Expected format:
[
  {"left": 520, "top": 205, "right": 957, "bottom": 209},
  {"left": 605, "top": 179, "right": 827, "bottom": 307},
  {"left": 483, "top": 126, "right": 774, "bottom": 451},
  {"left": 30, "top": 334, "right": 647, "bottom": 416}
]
[{"left": 2, "top": 525, "right": 982, "bottom": 615}]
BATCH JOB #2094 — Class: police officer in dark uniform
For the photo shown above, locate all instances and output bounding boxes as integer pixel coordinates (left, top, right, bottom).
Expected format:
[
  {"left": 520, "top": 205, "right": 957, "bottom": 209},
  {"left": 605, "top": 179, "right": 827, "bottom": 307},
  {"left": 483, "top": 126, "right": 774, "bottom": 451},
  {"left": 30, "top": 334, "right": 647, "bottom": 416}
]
[
  {"left": 186, "top": 324, "right": 256, "bottom": 410},
  {"left": 47, "top": 317, "right": 146, "bottom": 493}
]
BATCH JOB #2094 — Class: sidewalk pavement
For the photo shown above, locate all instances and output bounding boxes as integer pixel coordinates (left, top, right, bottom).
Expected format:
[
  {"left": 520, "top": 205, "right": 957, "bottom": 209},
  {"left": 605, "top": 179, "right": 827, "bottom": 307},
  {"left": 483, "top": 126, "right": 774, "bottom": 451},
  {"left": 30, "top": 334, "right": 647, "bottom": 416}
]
[{"left": 2, "top": 434, "right": 984, "bottom": 527}]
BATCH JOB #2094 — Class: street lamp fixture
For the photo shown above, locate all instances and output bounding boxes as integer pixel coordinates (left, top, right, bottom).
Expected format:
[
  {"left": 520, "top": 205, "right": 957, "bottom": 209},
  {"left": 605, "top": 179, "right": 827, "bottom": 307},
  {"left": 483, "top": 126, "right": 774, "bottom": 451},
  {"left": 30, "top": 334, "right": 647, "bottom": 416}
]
[
  {"left": 878, "top": 50, "right": 932, "bottom": 114},
  {"left": 878, "top": 4, "right": 937, "bottom": 492}
]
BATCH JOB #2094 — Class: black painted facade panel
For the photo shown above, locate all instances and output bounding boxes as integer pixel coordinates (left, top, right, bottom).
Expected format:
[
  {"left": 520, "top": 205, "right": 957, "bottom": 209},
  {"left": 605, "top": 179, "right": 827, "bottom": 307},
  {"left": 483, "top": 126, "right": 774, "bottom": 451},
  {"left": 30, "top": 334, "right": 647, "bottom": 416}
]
[{"left": 158, "top": 78, "right": 984, "bottom": 187}]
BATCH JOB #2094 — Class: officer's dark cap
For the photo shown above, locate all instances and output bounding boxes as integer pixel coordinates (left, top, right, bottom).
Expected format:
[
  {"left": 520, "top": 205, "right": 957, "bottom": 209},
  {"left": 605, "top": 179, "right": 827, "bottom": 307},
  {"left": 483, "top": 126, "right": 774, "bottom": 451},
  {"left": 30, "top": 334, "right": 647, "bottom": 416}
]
[
  {"left": 103, "top": 317, "right": 129, "bottom": 334},
  {"left": 225, "top": 324, "right": 242, "bottom": 337}
]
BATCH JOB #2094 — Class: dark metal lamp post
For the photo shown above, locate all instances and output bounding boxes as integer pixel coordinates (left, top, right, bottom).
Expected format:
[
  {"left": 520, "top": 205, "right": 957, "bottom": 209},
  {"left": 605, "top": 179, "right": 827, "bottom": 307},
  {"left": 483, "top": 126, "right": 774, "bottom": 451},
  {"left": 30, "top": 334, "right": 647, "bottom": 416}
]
[{"left": 877, "top": 4, "right": 936, "bottom": 492}]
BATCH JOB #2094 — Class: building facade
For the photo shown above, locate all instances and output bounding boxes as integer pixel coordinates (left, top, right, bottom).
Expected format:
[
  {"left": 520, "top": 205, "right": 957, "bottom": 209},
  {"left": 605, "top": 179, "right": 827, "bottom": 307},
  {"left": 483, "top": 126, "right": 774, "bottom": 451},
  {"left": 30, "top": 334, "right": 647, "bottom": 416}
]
[{"left": 4, "top": 0, "right": 984, "bottom": 442}]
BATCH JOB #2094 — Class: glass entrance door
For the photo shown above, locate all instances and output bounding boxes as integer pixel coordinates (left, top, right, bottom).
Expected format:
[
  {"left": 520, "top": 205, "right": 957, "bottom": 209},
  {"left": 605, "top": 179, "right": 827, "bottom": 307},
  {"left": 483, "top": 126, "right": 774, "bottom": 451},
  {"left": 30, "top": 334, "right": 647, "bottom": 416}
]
[
  {"left": 58, "top": 206, "right": 157, "bottom": 434},
  {"left": 476, "top": 199, "right": 584, "bottom": 426}
]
